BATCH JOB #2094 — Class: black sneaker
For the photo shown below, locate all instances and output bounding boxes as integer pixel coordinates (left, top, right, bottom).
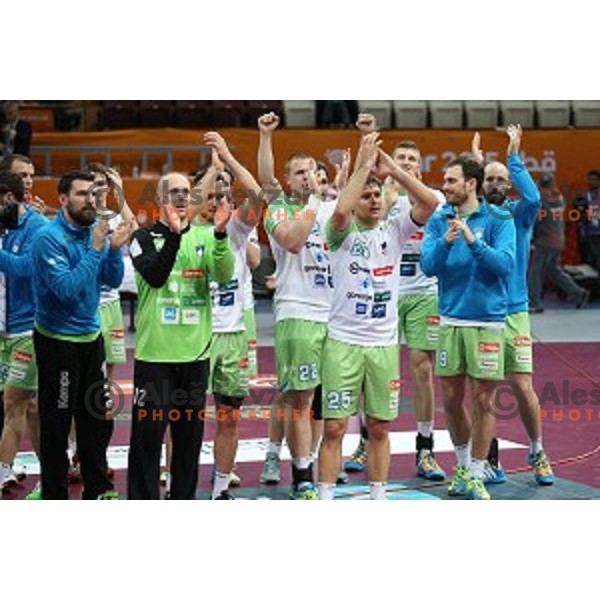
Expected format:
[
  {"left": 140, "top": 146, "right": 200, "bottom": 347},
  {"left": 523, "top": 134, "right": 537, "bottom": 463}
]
[
  {"left": 213, "top": 490, "right": 235, "bottom": 500},
  {"left": 576, "top": 290, "right": 591, "bottom": 309}
]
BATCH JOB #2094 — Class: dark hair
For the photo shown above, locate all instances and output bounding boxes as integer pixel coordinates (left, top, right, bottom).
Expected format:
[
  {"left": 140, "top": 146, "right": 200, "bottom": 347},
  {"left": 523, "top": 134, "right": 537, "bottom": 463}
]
[
  {"left": 315, "top": 161, "right": 330, "bottom": 180},
  {"left": 0, "top": 154, "right": 33, "bottom": 172},
  {"left": 447, "top": 155, "right": 484, "bottom": 193},
  {"left": 192, "top": 166, "right": 234, "bottom": 187},
  {"left": 0, "top": 170, "right": 25, "bottom": 203},
  {"left": 365, "top": 174, "right": 381, "bottom": 187},
  {"left": 86, "top": 162, "right": 109, "bottom": 176},
  {"left": 58, "top": 170, "right": 95, "bottom": 196}
]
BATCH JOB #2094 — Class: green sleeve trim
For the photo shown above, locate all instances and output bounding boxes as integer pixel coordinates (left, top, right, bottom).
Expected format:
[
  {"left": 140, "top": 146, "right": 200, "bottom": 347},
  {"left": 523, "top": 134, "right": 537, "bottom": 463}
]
[{"left": 326, "top": 215, "right": 355, "bottom": 252}]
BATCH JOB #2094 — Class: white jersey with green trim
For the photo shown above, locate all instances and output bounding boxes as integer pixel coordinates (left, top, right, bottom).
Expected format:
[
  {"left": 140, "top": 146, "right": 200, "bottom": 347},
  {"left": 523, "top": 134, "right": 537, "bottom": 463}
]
[
  {"left": 243, "top": 227, "right": 259, "bottom": 311},
  {"left": 392, "top": 190, "right": 445, "bottom": 297},
  {"left": 264, "top": 196, "right": 336, "bottom": 323},
  {"left": 210, "top": 217, "right": 253, "bottom": 333},
  {"left": 100, "top": 213, "right": 123, "bottom": 305},
  {"left": 325, "top": 204, "right": 419, "bottom": 346}
]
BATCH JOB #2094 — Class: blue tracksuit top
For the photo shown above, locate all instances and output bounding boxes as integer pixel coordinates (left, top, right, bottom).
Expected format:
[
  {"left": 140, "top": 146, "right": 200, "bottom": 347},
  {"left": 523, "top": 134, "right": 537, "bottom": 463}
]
[
  {"left": 31, "top": 209, "right": 124, "bottom": 336},
  {"left": 0, "top": 206, "right": 48, "bottom": 335},
  {"left": 421, "top": 200, "right": 516, "bottom": 322},
  {"left": 503, "top": 153, "right": 540, "bottom": 314}
]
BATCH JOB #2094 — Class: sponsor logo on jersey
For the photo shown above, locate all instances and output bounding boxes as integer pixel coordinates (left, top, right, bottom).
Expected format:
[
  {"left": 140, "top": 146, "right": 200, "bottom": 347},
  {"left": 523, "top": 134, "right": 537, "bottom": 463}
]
[
  {"left": 479, "top": 360, "right": 499, "bottom": 371},
  {"left": 372, "top": 265, "right": 394, "bottom": 277},
  {"left": 401, "top": 253, "right": 420, "bottom": 263},
  {"left": 239, "top": 358, "right": 249, "bottom": 369},
  {"left": 400, "top": 264, "right": 417, "bottom": 277},
  {"left": 513, "top": 336, "right": 531, "bottom": 347},
  {"left": 473, "top": 228, "right": 484, "bottom": 239},
  {"left": 12, "top": 351, "right": 32, "bottom": 364},
  {"left": 426, "top": 315, "right": 440, "bottom": 325},
  {"left": 158, "top": 297, "right": 181, "bottom": 306},
  {"left": 371, "top": 303, "right": 387, "bottom": 319},
  {"left": 248, "top": 340, "right": 257, "bottom": 349},
  {"left": 389, "top": 379, "right": 401, "bottom": 392},
  {"left": 219, "top": 292, "right": 235, "bottom": 306},
  {"left": 479, "top": 342, "right": 501, "bottom": 353},
  {"left": 182, "top": 297, "right": 207, "bottom": 307},
  {"left": 347, "top": 291, "right": 373, "bottom": 301},
  {"left": 516, "top": 354, "right": 532, "bottom": 364},
  {"left": 350, "top": 237, "right": 370, "bottom": 259},
  {"left": 374, "top": 291, "right": 391, "bottom": 302},
  {"left": 11, "top": 243, "right": 20, "bottom": 253},
  {"left": 219, "top": 279, "right": 239, "bottom": 291},
  {"left": 195, "top": 244, "right": 205, "bottom": 257},
  {"left": 110, "top": 329, "right": 125, "bottom": 340},
  {"left": 304, "top": 265, "right": 327, "bottom": 274},
  {"left": 314, "top": 273, "right": 326, "bottom": 286},
  {"left": 409, "top": 231, "right": 424, "bottom": 241},
  {"left": 360, "top": 277, "right": 371, "bottom": 289},
  {"left": 161, "top": 307, "right": 179, "bottom": 324},
  {"left": 349, "top": 261, "right": 370, "bottom": 275},
  {"left": 355, "top": 303, "right": 368, "bottom": 315},
  {"left": 183, "top": 269, "right": 206, "bottom": 279},
  {"left": 182, "top": 309, "right": 200, "bottom": 325}
]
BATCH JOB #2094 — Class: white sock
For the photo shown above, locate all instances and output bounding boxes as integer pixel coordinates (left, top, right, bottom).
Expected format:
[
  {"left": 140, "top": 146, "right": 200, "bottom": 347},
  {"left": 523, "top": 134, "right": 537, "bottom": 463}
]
[
  {"left": 369, "top": 482, "right": 387, "bottom": 500},
  {"left": 417, "top": 421, "right": 433, "bottom": 438},
  {"left": 267, "top": 441, "right": 282, "bottom": 457},
  {"left": 308, "top": 451, "right": 317, "bottom": 465},
  {"left": 211, "top": 471, "right": 230, "bottom": 499},
  {"left": 0, "top": 462, "right": 10, "bottom": 484},
  {"left": 530, "top": 438, "right": 543, "bottom": 456},
  {"left": 293, "top": 457, "right": 311, "bottom": 470},
  {"left": 318, "top": 482, "right": 336, "bottom": 500},
  {"left": 455, "top": 442, "right": 472, "bottom": 469},
  {"left": 469, "top": 459, "right": 486, "bottom": 480}
]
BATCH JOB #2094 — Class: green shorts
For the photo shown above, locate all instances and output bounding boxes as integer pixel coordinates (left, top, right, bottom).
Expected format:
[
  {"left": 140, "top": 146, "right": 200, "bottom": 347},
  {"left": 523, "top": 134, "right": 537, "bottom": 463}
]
[
  {"left": 99, "top": 299, "right": 126, "bottom": 365},
  {"left": 0, "top": 335, "right": 38, "bottom": 392},
  {"left": 504, "top": 312, "right": 533, "bottom": 374},
  {"left": 210, "top": 331, "right": 249, "bottom": 402},
  {"left": 436, "top": 325, "right": 505, "bottom": 380},
  {"left": 244, "top": 307, "right": 258, "bottom": 378},
  {"left": 321, "top": 337, "right": 400, "bottom": 422},
  {"left": 398, "top": 294, "right": 440, "bottom": 351},
  {"left": 274, "top": 319, "right": 327, "bottom": 392}
]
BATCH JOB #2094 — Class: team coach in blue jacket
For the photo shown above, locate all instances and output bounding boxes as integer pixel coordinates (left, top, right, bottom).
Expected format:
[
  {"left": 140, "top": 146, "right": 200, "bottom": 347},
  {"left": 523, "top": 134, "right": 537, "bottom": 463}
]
[
  {"left": 31, "top": 170, "right": 134, "bottom": 499},
  {"left": 421, "top": 155, "right": 515, "bottom": 500}
]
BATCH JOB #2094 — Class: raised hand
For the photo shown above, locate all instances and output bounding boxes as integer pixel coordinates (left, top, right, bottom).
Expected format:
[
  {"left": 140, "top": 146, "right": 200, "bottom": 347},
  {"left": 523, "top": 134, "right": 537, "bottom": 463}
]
[
  {"left": 212, "top": 147, "right": 225, "bottom": 172},
  {"left": 471, "top": 132, "right": 485, "bottom": 165},
  {"left": 334, "top": 148, "right": 351, "bottom": 190},
  {"left": 92, "top": 218, "right": 110, "bottom": 251},
  {"left": 506, "top": 124, "right": 523, "bottom": 156},
  {"left": 258, "top": 112, "right": 280, "bottom": 134},
  {"left": 356, "top": 131, "right": 380, "bottom": 171},
  {"left": 356, "top": 113, "right": 377, "bottom": 135},
  {"left": 204, "top": 131, "right": 233, "bottom": 163},
  {"left": 110, "top": 219, "right": 135, "bottom": 250}
]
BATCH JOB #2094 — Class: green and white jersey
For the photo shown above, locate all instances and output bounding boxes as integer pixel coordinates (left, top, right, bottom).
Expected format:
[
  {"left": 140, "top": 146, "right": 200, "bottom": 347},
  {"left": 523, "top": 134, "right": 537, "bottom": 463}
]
[
  {"left": 208, "top": 217, "right": 253, "bottom": 333},
  {"left": 100, "top": 213, "right": 123, "bottom": 305},
  {"left": 392, "top": 189, "right": 445, "bottom": 297},
  {"left": 131, "top": 222, "right": 234, "bottom": 363},
  {"left": 243, "top": 227, "right": 259, "bottom": 311},
  {"left": 264, "top": 196, "right": 336, "bottom": 323},
  {"left": 325, "top": 204, "right": 419, "bottom": 346}
]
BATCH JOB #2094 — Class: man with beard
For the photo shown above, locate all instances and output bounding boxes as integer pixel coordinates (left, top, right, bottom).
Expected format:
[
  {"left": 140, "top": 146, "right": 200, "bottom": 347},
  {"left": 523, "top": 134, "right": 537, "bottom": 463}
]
[
  {"left": 473, "top": 125, "right": 554, "bottom": 486},
  {"left": 31, "top": 170, "right": 134, "bottom": 499},
  {"left": 421, "top": 155, "right": 516, "bottom": 500}
]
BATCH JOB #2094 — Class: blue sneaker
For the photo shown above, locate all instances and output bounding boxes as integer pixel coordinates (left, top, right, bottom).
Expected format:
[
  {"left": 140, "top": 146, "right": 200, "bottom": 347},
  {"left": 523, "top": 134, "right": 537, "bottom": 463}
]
[
  {"left": 417, "top": 453, "right": 446, "bottom": 481},
  {"left": 289, "top": 482, "right": 319, "bottom": 500},
  {"left": 447, "top": 466, "right": 469, "bottom": 496},
  {"left": 482, "top": 461, "right": 506, "bottom": 485},
  {"left": 528, "top": 451, "right": 555, "bottom": 486},
  {"left": 466, "top": 477, "right": 491, "bottom": 500},
  {"left": 344, "top": 440, "right": 368, "bottom": 472}
]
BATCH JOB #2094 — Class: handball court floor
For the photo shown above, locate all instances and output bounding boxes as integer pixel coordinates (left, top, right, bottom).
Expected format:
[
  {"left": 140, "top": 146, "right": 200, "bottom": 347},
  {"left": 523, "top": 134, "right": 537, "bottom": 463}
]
[{"left": 7, "top": 298, "right": 600, "bottom": 500}]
